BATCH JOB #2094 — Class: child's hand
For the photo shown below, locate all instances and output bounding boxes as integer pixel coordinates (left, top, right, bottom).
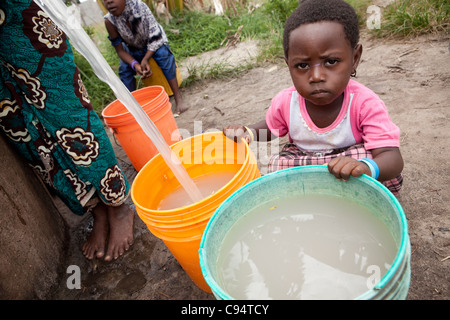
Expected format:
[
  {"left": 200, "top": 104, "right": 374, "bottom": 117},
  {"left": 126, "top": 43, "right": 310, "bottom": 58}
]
[
  {"left": 140, "top": 61, "right": 152, "bottom": 79},
  {"left": 223, "top": 125, "right": 251, "bottom": 143},
  {"left": 134, "top": 63, "right": 151, "bottom": 78},
  {"left": 134, "top": 63, "right": 144, "bottom": 76},
  {"left": 327, "top": 156, "right": 371, "bottom": 181}
]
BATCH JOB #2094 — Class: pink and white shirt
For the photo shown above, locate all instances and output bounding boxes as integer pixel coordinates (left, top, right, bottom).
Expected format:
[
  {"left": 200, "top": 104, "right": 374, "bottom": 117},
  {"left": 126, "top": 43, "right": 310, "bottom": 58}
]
[{"left": 266, "top": 80, "right": 400, "bottom": 154}]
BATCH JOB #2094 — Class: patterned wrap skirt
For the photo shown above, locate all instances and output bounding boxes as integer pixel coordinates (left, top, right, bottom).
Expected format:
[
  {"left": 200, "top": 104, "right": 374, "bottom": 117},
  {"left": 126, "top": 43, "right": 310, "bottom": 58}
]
[
  {"left": 0, "top": 0, "right": 130, "bottom": 215},
  {"left": 268, "top": 143, "right": 403, "bottom": 196}
]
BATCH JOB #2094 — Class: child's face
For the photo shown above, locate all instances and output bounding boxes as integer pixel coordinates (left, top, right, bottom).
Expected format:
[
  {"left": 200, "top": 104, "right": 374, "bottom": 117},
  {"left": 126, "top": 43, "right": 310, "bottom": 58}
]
[
  {"left": 103, "top": 0, "right": 126, "bottom": 17},
  {"left": 285, "top": 21, "right": 362, "bottom": 108}
]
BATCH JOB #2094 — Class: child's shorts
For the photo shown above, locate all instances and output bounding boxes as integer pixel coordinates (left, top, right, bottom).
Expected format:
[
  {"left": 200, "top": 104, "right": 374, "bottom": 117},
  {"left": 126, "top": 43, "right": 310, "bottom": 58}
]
[
  {"left": 152, "top": 44, "right": 177, "bottom": 81},
  {"left": 125, "top": 43, "right": 177, "bottom": 81},
  {"left": 268, "top": 143, "right": 403, "bottom": 196}
]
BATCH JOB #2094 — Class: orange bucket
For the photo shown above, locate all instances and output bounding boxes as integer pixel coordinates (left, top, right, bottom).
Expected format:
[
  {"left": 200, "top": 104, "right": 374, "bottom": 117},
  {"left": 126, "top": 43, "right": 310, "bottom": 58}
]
[
  {"left": 102, "top": 86, "right": 181, "bottom": 171},
  {"left": 131, "top": 132, "right": 261, "bottom": 292}
]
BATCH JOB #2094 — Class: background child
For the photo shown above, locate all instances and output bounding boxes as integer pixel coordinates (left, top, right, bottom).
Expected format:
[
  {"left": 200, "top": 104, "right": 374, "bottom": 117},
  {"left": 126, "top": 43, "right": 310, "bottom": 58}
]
[
  {"left": 103, "top": 0, "right": 188, "bottom": 114},
  {"left": 223, "top": 0, "right": 404, "bottom": 195}
]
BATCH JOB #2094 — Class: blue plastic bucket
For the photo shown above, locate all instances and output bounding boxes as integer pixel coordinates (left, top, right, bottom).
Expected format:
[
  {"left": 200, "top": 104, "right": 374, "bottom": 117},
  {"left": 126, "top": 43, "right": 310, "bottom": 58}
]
[{"left": 199, "top": 165, "right": 410, "bottom": 300}]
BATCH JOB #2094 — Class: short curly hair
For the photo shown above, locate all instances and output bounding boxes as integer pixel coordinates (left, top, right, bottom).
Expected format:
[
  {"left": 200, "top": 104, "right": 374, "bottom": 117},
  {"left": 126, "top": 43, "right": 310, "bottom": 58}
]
[{"left": 283, "top": 0, "right": 360, "bottom": 58}]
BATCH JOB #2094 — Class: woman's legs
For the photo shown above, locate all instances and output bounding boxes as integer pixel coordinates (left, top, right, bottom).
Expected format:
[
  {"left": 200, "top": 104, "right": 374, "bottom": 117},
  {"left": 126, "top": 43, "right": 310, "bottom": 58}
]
[
  {"left": 105, "top": 202, "right": 134, "bottom": 261},
  {"left": 82, "top": 201, "right": 134, "bottom": 261},
  {"left": 82, "top": 202, "right": 109, "bottom": 260},
  {"left": 0, "top": 1, "right": 135, "bottom": 261}
]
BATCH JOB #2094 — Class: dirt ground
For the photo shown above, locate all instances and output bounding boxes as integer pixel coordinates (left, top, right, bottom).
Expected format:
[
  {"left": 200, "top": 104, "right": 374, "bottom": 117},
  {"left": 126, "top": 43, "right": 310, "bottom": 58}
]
[{"left": 52, "top": 32, "right": 449, "bottom": 300}]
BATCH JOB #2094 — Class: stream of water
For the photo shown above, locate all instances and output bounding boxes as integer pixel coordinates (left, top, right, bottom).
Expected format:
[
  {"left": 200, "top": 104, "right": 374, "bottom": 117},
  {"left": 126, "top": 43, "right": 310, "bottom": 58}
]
[{"left": 36, "top": 0, "right": 203, "bottom": 203}]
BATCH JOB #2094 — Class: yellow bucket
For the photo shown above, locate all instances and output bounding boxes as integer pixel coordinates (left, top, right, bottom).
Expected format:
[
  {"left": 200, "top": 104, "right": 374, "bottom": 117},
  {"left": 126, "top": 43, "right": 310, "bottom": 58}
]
[
  {"left": 167, "top": 0, "right": 183, "bottom": 11},
  {"left": 131, "top": 132, "right": 260, "bottom": 292},
  {"left": 142, "top": 58, "right": 182, "bottom": 96}
]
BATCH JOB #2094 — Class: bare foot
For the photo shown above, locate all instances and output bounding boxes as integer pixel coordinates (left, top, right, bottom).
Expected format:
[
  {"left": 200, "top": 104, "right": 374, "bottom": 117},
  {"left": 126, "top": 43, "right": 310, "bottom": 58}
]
[
  {"left": 175, "top": 101, "right": 189, "bottom": 115},
  {"left": 104, "top": 204, "right": 135, "bottom": 261},
  {"left": 82, "top": 202, "right": 108, "bottom": 260},
  {"left": 168, "top": 78, "right": 189, "bottom": 115}
]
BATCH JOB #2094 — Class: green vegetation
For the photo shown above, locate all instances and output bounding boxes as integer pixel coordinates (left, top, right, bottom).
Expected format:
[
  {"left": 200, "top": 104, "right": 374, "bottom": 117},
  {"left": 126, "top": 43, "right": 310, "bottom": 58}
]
[
  {"left": 345, "top": 0, "right": 373, "bottom": 25},
  {"left": 376, "top": 0, "right": 449, "bottom": 37},
  {"left": 73, "top": 0, "right": 449, "bottom": 114}
]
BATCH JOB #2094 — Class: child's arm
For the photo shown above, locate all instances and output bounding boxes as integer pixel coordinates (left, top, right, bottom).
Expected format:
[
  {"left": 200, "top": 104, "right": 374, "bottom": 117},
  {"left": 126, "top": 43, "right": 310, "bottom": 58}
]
[
  {"left": 223, "top": 120, "right": 276, "bottom": 143},
  {"left": 327, "top": 147, "right": 403, "bottom": 181},
  {"left": 104, "top": 20, "right": 145, "bottom": 75}
]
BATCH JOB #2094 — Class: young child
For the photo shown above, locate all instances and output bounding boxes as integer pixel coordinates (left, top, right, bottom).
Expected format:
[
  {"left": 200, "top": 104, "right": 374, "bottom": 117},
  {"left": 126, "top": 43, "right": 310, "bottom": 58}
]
[
  {"left": 102, "top": 0, "right": 188, "bottom": 114},
  {"left": 223, "top": 0, "right": 404, "bottom": 195}
]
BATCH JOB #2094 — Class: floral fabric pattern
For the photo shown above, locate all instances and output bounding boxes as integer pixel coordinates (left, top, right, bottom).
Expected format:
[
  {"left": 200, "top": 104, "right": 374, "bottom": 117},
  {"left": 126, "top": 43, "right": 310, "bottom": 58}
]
[
  {"left": 100, "top": 165, "right": 128, "bottom": 204},
  {"left": 22, "top": 2, "right": 67, "bottom": 57},
  {"left": 0, "top": 98, "right": 31, "bottom": 142},
  {"left": 73, "top": 69, "right": 92, "bottom": 111},
  {"left": 4, "top": 62, "right": 47, "bottom": 109},
  {"left": 64, "top": 168, "right": 91, "bottom": 202},
  {"left": 0, "top": 0, "right": 130, "bottom": 215},
  {"left": 56, "top": 127, "right": 99, "bottom": 166}
]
